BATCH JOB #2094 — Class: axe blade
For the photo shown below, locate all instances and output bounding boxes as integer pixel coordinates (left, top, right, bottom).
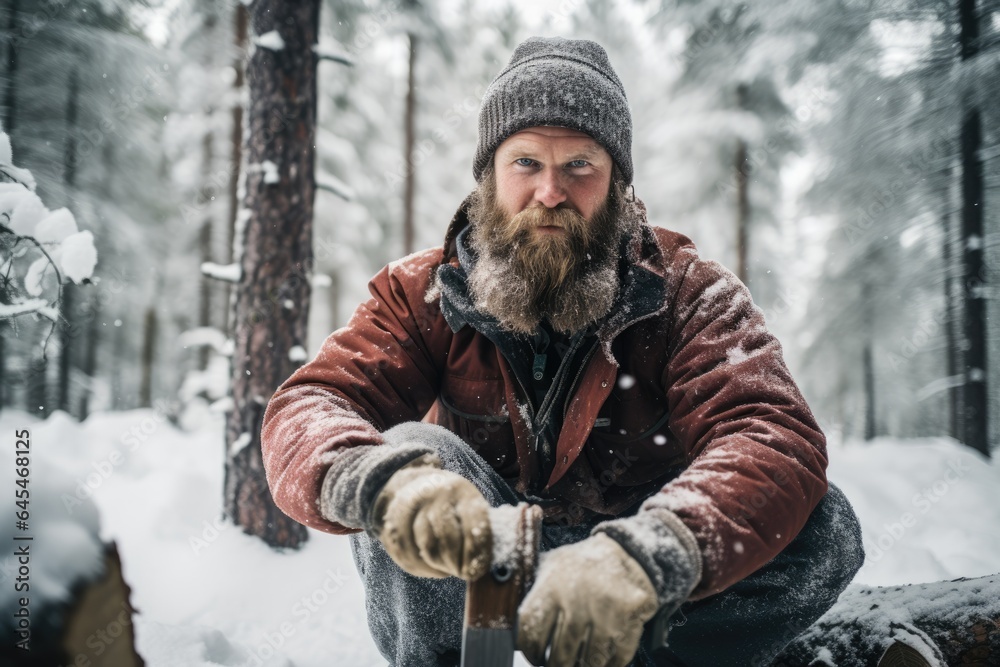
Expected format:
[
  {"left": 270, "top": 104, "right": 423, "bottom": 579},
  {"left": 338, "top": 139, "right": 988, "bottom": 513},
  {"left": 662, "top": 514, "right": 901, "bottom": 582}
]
[{"left": 461, "top": 626, "right": 516, "bottom": 667}]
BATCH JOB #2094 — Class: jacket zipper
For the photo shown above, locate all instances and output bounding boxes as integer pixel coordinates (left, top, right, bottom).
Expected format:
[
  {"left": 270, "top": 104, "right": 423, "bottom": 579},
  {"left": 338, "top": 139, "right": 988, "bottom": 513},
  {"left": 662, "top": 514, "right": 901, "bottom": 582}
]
[
  {"left": 504, "top": 329, "right": 596, "bottom": 453},
  {"left": 510, "top": 364, "right": 536, "bottom": 427},
  {"left": 562, "top": 341, "right": 599, "bottom": 419},
  {"left": 538, "top": 333, "right": 597, "bottom": 434}
]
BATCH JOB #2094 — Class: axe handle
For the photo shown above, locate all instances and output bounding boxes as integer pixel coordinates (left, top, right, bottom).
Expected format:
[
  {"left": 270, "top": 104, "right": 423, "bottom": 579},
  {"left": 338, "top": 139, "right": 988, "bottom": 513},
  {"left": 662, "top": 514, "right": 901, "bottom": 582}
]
[
  {"left": 462, "top": 504, "right": 543, "bottom": 665},
  {"left": 464, "top": 561, "right": 523, "bottom": 631}
]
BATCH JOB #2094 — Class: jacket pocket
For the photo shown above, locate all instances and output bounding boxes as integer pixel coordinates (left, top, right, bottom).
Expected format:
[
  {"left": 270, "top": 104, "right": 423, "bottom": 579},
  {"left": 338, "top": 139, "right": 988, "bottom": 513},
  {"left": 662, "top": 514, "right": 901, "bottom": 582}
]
[
  {"left": 434, "top": 375, "right": 519, "bottom": 477},
  {"left": 587, "top": 395, "right": 687, "bottom": 487}
]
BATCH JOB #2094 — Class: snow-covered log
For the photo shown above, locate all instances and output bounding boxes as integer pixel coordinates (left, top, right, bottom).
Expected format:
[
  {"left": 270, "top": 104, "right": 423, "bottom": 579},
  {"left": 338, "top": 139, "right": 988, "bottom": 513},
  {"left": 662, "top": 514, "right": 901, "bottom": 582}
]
[{"left": 774, "top": 575, "right": 1000, "bottom": 666}]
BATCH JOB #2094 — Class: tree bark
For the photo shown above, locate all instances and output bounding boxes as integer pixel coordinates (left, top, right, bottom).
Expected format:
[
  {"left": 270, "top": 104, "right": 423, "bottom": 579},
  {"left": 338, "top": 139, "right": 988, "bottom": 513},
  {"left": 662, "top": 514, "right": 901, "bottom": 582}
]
[
  {"left": 57, "top": 283, "right": 76, "bottom": 414},
  {"left": 223, "top": 3, "right": 249, "bottom": 337},
  {"left": 110, "top": 316, "right": 125, "bottom": 409},
  {"left": 734, "top": 84, "right": 749, "bottom": 284},
  {"left": 224, "top": 0, "right": 318, "bottom": 548},
  {"left": 328, "top": 270, "right": 340, "bottom": 332},
  {"left": 862, "top": 283, "right": 877, "bottom": 440},
  {"left": 58, "top": 67, "right": 79, "bottom": 416},
  {"left": 198, "top": 213, "right": 213, "bottom": 370},
  {"left": 25, "top": 354, "right": 47, "bottom": 416},
  {"left": 958, "top": 0, "right": 988, "bottom": 457},
  {"left": 0, "top": 0, "right": 19, "bottom": 409},
  {"left": 940, "top": 165, "right": 959, "bottom": 440},
  {"left": 139, "top": 307, "right": 157, "bottom": 408},
  {"left": 2, "top": 0, "right": 18, "bottom": 137},
  {"left": 863, "top": 342, "right": 876, "bottom": 440},
  {"left": 78, "top": 294, "right": 100, "bottom": 419},
  {"left": 403, "top": 32, "right": 417, "bottom": 256}
]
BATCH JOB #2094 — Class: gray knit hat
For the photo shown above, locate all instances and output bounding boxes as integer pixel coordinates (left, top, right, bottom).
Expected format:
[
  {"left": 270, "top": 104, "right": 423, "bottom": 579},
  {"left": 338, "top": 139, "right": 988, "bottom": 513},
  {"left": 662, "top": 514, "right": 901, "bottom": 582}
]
[{"left": 473, "top": 36, "right": 633, "bottom": 184}]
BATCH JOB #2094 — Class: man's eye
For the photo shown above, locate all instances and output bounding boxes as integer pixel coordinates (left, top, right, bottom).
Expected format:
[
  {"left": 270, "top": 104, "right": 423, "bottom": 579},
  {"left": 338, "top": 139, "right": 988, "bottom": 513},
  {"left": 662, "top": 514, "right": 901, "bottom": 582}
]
[
  {"left": 515, "top": 158, "right": 535, "bottom": 167},
  {"left": 567, "top": 160, "right": 588, "bottom": 168}
]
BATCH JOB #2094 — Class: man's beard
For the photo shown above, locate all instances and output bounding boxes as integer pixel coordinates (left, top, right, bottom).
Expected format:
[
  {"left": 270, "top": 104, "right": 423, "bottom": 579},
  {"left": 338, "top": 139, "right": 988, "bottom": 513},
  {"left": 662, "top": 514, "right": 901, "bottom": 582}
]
[{"left": 466, "top": 170, "right": 633, "bottom": 336}]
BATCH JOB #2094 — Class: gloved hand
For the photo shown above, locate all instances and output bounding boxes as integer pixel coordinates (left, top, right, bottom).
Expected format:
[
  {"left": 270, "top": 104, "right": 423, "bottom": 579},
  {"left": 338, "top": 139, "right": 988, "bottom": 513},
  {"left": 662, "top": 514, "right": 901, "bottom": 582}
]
[
  {"left": 517, "top": 533, "right": 659, "bottom": 667},
  {"left": 370, "top": 454, "right": 493, "bottom": 581}
]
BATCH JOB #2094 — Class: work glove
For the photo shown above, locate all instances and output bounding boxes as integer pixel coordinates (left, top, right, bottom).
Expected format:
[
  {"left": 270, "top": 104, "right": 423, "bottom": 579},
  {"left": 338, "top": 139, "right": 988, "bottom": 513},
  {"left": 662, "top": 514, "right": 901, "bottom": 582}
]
[
  {"left": 370, "top": 453, "right": 493, "bottom": 581},
  {"left": 517, "top": 533, "right": 660, "bottom": 667}
]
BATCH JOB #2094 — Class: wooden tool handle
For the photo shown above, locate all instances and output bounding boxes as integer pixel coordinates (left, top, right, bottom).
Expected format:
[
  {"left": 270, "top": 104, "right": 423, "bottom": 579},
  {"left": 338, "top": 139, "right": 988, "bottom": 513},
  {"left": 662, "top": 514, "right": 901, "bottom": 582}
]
[{"left": 464, "top": 503, "right": 543, "bottom": 631}]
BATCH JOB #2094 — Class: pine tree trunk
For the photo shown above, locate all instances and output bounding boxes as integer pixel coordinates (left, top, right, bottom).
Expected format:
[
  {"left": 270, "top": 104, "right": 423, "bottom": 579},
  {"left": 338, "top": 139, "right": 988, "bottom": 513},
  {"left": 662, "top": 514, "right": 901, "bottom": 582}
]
[
  {"left": 139, "top": 307, "right": 157, "bottom": 408},
  {"left": 224, "top": 0, "right": 318, "bottom": 549},
  {"left": 57, "top": 283, "right": 76, "bottom": 414},
  {"left": 734, "top": 84, "right": 749, "bottom": 284},
  {"left": 941, "top": 166, "right": 959, "bottom": 440},
  {"left": 863, "top": 342, "right": 876, "bottom": 440},
  {"left": 0, "top": 0, "right": 19, "bottom": 410},
  {"left": 329, "top": 271, "right": 340, "bottom": 331},
  {"left": 25, "top": 354, "right": 47, "bottom": 416},
  {"left": 223, "top": 3, "right": 249, "bottom": 337},
  {"left": 196, "top": 9, "right": 218, "bottom": 371},
  {"left": 2, "top": 0, "right": 18, "bottom": 140},
  {"left": 403, "top": 32, "right": 417, "bottom": 256},
  {"left": 958, "top": 0, "right": 989, "bottom": 457},
  {"left": 199, "top": 213, "right": 213, "bottom": 370},
  {"left": 110, "top": 317, "right": 125, "bottom": 409},
  {"left": 0, "top": 318, "right": 5, "bottom": 410},
  {"left": 57, "top": 68, "right": 79, "bottom": 416},
  {"left": 78, "top": 294, "right": 100, "bottom": 419}
]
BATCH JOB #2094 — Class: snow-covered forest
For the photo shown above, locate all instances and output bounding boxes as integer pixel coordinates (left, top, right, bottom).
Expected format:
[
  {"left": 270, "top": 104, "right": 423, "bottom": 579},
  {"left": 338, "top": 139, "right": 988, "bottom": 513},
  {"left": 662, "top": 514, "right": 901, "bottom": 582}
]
[{"left": 0, "top": 0, "right": 998, "bottom": 665}]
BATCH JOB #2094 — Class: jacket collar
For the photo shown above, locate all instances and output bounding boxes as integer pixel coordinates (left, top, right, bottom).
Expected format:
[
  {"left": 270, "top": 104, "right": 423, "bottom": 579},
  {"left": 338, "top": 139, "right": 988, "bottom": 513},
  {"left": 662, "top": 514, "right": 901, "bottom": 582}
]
[{"left": 435, "top": 192, "right": 668, "bottom": 352}]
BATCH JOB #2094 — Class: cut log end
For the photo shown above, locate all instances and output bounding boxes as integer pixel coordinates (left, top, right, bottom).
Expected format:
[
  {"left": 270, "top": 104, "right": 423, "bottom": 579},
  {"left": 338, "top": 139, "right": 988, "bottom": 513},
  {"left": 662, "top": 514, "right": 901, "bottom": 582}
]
[{"left": 878, "top": 641, "right": 935, "bottom": 667}]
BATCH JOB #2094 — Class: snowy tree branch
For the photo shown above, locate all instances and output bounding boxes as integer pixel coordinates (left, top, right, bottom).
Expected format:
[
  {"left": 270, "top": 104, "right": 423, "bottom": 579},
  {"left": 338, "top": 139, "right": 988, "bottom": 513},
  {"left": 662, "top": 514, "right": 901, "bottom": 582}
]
[
  {"left": 201, "top": 262, "right": 242, "bottom": 283},
  {"left": 313, "top": 44, "right": 354, "bottom": 66}
]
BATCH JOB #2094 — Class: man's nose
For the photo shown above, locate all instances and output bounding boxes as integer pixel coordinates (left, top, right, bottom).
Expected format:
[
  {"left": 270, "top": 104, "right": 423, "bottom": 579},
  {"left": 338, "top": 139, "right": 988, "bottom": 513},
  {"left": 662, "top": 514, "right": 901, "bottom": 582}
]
[{"left": 533, "top": 169, "right": 568, "bottom": 209}]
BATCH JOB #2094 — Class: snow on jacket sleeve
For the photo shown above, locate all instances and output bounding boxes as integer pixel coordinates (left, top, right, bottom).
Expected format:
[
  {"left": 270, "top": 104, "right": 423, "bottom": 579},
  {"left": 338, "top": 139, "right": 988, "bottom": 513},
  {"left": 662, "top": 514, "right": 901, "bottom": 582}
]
[
  {"left": 260, "top": 250, "right": 448, "bottom": 534},
  {"left": 640, "top": 255, "right": 829, "bottom": 600}
]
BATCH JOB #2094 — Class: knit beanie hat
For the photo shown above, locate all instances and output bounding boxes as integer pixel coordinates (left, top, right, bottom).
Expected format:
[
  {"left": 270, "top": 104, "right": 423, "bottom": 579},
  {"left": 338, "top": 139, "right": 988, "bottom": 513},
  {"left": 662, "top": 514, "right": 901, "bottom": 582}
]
[{"left": 473, "top": 36, "right": 633, "bottom": 185}]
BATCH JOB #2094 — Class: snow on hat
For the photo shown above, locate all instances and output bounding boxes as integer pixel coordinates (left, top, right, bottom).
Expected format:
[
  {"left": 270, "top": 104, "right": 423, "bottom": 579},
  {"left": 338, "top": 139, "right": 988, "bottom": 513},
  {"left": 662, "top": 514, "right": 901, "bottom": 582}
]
[{"left": 473, "top": 36, "right": 633, "bottom": 185}]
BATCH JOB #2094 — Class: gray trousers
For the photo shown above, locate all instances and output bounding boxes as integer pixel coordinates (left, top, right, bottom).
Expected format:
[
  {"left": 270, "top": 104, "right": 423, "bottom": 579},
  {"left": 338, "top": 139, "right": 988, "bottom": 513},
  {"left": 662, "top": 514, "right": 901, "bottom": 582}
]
[{"left": 349, "top": 436, "right": 864, "bottom": 667}]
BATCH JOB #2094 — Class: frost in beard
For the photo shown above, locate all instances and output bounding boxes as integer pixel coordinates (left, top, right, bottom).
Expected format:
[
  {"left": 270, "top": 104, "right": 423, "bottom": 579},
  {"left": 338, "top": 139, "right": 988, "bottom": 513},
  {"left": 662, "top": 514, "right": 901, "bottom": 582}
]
[
  {"left": 468, "top": 243, "right": 620, "bottom": 335},
  {"left": 546, "top": 262, "right": 619, "bottom": 334}
]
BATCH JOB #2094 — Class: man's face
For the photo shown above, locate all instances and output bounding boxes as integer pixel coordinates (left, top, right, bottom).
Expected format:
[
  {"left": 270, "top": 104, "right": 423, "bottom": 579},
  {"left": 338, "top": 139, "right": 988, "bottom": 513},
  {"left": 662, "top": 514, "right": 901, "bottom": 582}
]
[
  {"left": 492, "top": 126, "right": 613, "bottom": 226},
  {"left": 466, "top": 126, "right": 631, "bottom": 335}
]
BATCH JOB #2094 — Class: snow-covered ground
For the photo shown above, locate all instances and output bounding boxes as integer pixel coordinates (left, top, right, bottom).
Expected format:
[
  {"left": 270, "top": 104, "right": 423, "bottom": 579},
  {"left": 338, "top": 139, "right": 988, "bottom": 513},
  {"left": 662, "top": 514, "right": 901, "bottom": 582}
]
[{"left": 1, "top": 407, "right": 997, "bottom": 666}]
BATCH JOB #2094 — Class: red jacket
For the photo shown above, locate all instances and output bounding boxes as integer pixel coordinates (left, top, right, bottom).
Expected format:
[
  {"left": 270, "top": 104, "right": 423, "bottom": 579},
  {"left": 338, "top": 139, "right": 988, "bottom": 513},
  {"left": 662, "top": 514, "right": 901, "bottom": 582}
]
[{"left": 261, "top": 197, "right": 828, "bottom": 600}]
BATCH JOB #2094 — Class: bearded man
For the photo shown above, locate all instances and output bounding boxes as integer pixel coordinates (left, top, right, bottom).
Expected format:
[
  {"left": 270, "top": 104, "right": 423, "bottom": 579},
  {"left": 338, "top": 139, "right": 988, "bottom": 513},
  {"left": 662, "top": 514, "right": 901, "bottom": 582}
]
[{"left": 261, "top": 36, "right": 865, "bottom": 667}]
